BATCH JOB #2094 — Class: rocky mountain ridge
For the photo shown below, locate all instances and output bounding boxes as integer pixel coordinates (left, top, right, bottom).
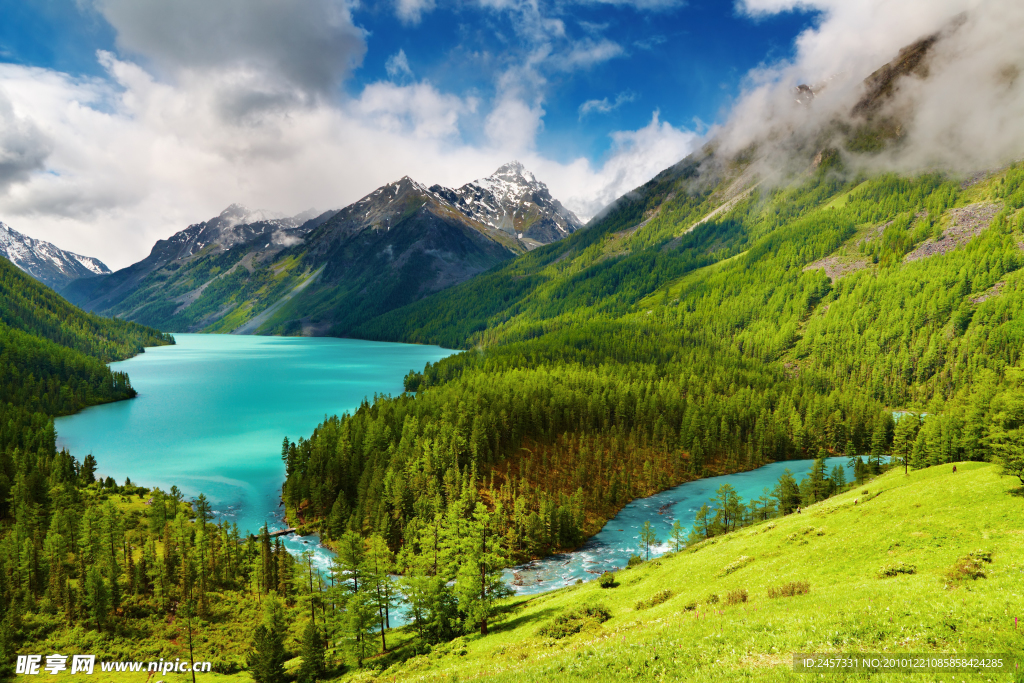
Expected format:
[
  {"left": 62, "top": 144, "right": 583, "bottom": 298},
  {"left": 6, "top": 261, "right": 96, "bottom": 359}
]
[
  {"left": 0, "top": 220, "right": 110, "bottom": 290},
  {"left": 61, "top": 162, "right": 581, "bottom": 335}
]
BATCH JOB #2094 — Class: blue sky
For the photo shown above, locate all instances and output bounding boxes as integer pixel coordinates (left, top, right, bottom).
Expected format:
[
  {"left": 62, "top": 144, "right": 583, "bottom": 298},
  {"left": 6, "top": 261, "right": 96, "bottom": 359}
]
[
  {"left": 0, "top": 0, "right": 818, "bottom": 165},
  {"left": 0, "top": 0, "right": 980, "bottom": 268}
]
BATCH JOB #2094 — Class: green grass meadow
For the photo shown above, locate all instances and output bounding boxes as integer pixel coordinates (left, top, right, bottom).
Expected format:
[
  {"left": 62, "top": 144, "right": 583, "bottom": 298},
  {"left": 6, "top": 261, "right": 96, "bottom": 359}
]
[
  {"left": 16, "top": 463, "right": 1024, "bottom": 683},
  {"left": 347, "top": 463, "right": 1023, "bottom": 682}
]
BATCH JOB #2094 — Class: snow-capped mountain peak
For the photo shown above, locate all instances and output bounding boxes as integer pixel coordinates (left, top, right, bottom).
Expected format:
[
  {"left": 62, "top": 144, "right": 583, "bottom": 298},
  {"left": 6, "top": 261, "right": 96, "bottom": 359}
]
[
  {"left": 0, "top": 221, "right": 110, "bottom": 290},
  {"left": 431, "top": 162, "right": 583, "bottom": 244}
]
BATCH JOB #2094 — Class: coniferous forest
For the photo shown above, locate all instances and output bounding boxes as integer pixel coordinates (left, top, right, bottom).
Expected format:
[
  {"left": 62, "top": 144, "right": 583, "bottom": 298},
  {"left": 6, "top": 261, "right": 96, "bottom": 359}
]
[
  {"left": 284, "top": 162, "right": 1024, "bottom": 570},
  {"left": 5, "top": 156, "right": 1024, "bottom": 681}
]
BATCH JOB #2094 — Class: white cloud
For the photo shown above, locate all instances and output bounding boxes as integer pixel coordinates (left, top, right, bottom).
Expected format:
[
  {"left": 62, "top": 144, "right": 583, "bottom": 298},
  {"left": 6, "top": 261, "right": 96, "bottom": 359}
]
[
  {"left": 0, "top": 50, "right": 697, "bottom": 267},
  {"left": 385, "top": 49, "right": 414, "bottom": 80},
  {"left": 719, "top": 0, "right": 1024, "bottom": 177},
  {"left": 536, "top": 112, "right": 700, "bottom": 220},
  {"left": 0, "top": 0, "right": 703, "bottom": 268},
  {"left": 579, "top": 91, "right": 636, "bottom": 118},
  {"left": 0, "top": 88, "right": 53, "bottom": 190},
  {"left": 95, "top": 0, "right": 366, "bottom": 99},
  {"left": 395, "top": 0, "right": 436, "bottom": 25},
  {"left": 551, "top": 38, "right": 625, "bottom": 71}
]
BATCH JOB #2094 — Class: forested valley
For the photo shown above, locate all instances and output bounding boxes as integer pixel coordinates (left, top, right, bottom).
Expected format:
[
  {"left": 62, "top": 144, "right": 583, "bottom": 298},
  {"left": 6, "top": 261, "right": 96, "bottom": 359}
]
[
  {"left": 6, "top": 153, "right": 1024, "bottom": 680},
  {"left": 0, "top": 258, "right": 175, "bottom": 676},
  {"left": 285, "top": 160, "right": 1024, "bottom": 566}
]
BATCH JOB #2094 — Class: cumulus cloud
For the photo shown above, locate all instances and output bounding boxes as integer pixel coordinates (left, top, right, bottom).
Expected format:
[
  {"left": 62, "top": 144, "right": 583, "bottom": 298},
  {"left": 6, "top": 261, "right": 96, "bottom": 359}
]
[
  {"left": 579, "top": 91, "right": 636, "bottom": 118},
  {"left": 716, "top": 0, "right": 1024, "bottom": 178},
  {"left": 0, "top": 0, "right": 702, "bottom": 267},
  {"left": 0, "top": 89, "right": 53, "bottom": 191},
  {"left": 535, "top": 112, "right": 700, "bottom": 220},
  {"left": 95, "top": 0, "right": 366, "bottom": 99},
  {"left": 0, "top": 50, "right": 695, "bottom": 267}
]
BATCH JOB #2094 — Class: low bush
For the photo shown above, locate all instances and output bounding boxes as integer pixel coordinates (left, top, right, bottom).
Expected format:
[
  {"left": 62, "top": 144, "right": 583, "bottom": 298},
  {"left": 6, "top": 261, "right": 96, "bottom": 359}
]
[
  {"left": 879, "top": 562, "right": 917, "bottom": 577},
  {"left": 635, "top": 589, "right": 673, "bottom": 610},
  {"left": 598, "top": 571, "right": 617, "bottom": 588},
  {"left": 538, "top": 605, "right": 613, "bottom": 639},
  {"left": 767, "top": 580, "right": 811, "bottom": 598},
  {"left": 705, "top": 593, "right": 720, "bottom": 605},
  {"left": 946, "top": 551, "right": 992, "bottom": 583},
  {"left": 724, "top": 588, "right": 748, "bottom": 605},
  {"left": 627, "top": 555, "right": 644, "bottom": 568},
  {"left": 719, "top": 555, "right": 754, "bottom": 576}
]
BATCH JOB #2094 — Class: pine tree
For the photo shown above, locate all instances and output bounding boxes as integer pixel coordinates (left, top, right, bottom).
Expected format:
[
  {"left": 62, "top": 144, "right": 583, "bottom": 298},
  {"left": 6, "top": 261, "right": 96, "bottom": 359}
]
[
  {"left": 297, "top": 619, "right": 327, "bottom": 683},
  {"left": 84, "top": 565, "right": 108, "bottom": 630},
  {"left": 773, "top": 469, "right": 801, "bottom": 515},
  {"left": 669, "top": 519, "right": 686, "bottom": 551},
  {"left": 362, "top": 534, "right": 394, "bottom": 652},
  {"left": 247, "top": 593, "right": 287, "bottom": 683},
  {"left": 455, "top": 503, "right": 510, "bottom": 636},
  {"left": 344, "top": 590, "right": 375, "bottom": 667},
  {"left": 638, "top": 520, "right": 658, "bottom": 561}
]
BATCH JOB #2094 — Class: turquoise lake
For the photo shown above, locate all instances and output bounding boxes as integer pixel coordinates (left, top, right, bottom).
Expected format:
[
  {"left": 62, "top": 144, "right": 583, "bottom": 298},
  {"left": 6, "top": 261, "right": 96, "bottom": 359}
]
[
  {"left": 55, "top": 333, "right": 859, "bottom": 609},
  {"left": 54, "top": 334, "right": 455, "bottom": 561}
]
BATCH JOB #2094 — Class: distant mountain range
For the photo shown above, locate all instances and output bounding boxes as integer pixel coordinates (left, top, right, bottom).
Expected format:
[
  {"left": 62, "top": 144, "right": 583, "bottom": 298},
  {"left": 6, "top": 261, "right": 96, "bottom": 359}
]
[
  {"left": 0, "top": 221, "right": 110, "bottom": 290},
  {"left": 62, "top": 162, "right": 582, "bottom": 335}
]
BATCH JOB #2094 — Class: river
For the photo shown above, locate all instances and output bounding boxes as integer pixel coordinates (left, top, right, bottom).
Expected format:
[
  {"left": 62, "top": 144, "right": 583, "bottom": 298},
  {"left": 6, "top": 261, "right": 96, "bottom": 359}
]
[{"left": 55, "top": 334, "right": 858, "bottom": 609}]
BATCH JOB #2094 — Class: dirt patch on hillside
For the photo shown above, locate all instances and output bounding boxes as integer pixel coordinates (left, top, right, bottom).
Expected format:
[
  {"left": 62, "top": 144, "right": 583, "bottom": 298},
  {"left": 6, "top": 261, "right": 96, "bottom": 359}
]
[
  {"left": 904, "top": 203, "right": 1000, "bottom": 262},
  {"left": 803, "top": 256, "right": 870, "bottom": 280},
  {"left": 971, "top": 280, "right": 1006, "bottom": 304}
]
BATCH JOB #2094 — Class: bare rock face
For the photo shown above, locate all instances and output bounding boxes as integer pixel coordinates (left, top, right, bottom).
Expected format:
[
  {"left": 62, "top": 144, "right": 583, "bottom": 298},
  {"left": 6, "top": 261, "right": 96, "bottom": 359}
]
[
  {"left": 0, "top": 221, "right": 110, "bottom": 290},
  {"left": 432, "top": 161, "right": 583, "bottom": 246}
]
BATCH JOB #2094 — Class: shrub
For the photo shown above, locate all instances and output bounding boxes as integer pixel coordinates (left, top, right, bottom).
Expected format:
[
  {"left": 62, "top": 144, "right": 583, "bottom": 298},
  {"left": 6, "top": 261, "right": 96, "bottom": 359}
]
[
  {"left": 719, "top": 555, "right": 754, "bottom": 576},
  {"left": 682, "top": 601, "right": 698, "bottom": 611},
  {"left": 879, "top": 562, "right": 916, "bottom": 577},
  {"left": 626, "top": 554, "right": 644, "bottom": 568},
  {"left": 705, "top": 593, "right": 720, "bottom": 605},
  {"left": 635, "top": 590, "right": 673, "bottom": 611},
  {"left": 767, "top": 580, "right": 811, "bottom": 598},
  {"left": 946, "top": 552, "right": 992, "bottom": 583},
  {"left": 538, "top": 605, "right": 612, "bottom": 639},
  {"left": 970, "top": 549, "right": 993, "bottom": 564},
  {"left": 598, "top": 572, "right": 617, "bottom": 588},
  {"left": 724, "top": 588, "right": 748, "bottom": 605}
]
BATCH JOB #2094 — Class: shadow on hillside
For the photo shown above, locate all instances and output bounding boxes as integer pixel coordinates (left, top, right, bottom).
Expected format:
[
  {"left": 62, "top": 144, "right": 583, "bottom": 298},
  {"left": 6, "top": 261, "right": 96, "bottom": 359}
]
[
  {"left": 1008, "top": 485, "right": 1024, "bottom": 498},
  {"left": 493, "top": 603, "right": 561, "bottom": 635}
]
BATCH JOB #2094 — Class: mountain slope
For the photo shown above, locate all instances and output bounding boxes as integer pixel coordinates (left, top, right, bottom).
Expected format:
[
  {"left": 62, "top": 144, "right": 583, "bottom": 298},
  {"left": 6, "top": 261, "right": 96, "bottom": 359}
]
[
  {"left": 0, "top": 220, "right": 110, "bottom": 289},
  {"left": 0, "top": 255, "right": 172, "bottom": 459},
  {"left": 62, "top": 203, "right": 330, "bottom": 314},
  {"left": 62, "top": 163, "right": 580, "bottom": 336},
  {"left": 359, "top": 463, "right": 1024, "bottom": 682},
  {"left": 283, "top": 32, "right": 1024, "bottom": 588}
]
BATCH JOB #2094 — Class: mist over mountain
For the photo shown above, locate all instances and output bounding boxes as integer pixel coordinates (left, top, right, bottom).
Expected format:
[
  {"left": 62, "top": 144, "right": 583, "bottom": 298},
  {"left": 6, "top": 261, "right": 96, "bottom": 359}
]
[{"left": 712, "top": 0, "right": 1024, "bottom": 183}]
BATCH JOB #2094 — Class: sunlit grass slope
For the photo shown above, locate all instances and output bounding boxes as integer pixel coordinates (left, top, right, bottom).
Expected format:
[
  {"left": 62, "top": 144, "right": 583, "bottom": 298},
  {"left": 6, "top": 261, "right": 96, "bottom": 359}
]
[{"left": 342, "top": 463, "right": 1023, "bottom": 682}]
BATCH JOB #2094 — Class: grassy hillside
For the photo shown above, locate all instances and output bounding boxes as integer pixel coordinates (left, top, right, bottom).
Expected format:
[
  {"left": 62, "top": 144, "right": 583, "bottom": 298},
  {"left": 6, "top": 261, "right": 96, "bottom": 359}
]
[{"left": 345, "top": 463, "right": 1023, "bottom": 682}]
